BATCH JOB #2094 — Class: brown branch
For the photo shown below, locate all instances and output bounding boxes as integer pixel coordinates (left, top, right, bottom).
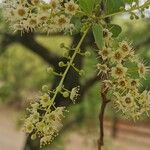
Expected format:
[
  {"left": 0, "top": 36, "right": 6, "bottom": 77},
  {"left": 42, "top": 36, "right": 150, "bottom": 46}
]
[
  {"left": 19, "top": 33, "right": 61, "bottom": 68},
  {"left": 0, "top": 32, "right": 61, "bottom": 67},
  {"left": 97, "top": 82, "right": 110, "bottom": 150}
]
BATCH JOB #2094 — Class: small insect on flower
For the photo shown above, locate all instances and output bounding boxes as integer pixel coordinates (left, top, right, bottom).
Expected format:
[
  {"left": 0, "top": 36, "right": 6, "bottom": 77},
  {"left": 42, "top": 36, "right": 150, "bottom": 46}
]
[
  {"left": 98, "top": 47, "right": 111, "bottom": 61},
  {"left": 111, "top": 64, "right": 128, "bottom": 79},
  {"left": 70, "top": 86, "right": 80, "bottom": 103},
  {"left": 119, "top": 41, "right": 132, "bottom": 56},
  {"left": 40, "top": 94, "right": 52, "bottom": 108},
  {"left": 64, "top": 0, "right": 79, "bottom": 15},
  {"left": 138, "top": 62, "right": 149, "bottom": 79},
  {"left": 103, "top": 28, "right": 112, "bottom": 39},
  {"left": 103, "top": 28, "right": 112, "bottom": 44}
]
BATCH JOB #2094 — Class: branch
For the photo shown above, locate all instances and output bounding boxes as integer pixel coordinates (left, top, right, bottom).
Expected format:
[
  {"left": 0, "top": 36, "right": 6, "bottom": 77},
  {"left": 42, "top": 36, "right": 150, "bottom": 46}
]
[
  {"left": 20, "top": 33, "right": 61, "bottom": 67},
  {"left": 97, "top": 82, "right": 110, "bottom": 150},
  {"left": 0, "top": 32, "right": 61, "bottom": 67}
]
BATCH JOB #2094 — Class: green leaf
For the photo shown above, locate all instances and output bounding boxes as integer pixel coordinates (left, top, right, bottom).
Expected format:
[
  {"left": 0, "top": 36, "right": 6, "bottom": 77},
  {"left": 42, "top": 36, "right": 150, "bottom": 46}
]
[
  {"left": 92, "top": 24, "right": 103, "bottom": 49},
  {"left": 79, "top": 0, "right": 101, "bottom": 14},
  {"left": 105, "top": 0, "right": 125, "bottom": 15},
  {"left": 108, "top": 24, "right": 122, "bottom": 37},
  {"left": 71, "top": 17, "right": 82, "bottom": 32}
]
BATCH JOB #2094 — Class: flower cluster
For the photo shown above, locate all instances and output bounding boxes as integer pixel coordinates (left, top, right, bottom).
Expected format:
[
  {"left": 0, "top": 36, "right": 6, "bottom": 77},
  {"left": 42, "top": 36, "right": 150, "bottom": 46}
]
[
  {"left": 97, "top": 29, "right": 150, "bottom": 120},
  {"left": 23, "top": 64, "right": 81, "bottom": 147},
  {"left": 24, "top": 95, "right": 66, "bottom": 147},
  {"left": 2, "top": 0, "right": 79, "bottom": 34}
]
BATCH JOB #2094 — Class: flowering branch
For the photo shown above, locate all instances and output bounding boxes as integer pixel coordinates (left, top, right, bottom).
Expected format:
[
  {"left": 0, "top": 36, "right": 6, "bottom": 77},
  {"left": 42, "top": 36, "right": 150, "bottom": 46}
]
[{"left": 1, "top": 0, "right": 150, "bottom": 149}]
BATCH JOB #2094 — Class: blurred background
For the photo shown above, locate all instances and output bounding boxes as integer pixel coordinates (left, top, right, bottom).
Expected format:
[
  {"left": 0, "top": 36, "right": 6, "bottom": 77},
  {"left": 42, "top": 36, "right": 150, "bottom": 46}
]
[{"left": 0, "top": 1, "right": 150, "bottom": 150}]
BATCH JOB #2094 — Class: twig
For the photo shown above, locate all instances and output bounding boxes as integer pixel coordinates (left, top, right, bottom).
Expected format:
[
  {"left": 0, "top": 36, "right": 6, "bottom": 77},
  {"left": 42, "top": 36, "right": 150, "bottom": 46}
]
[{"left": 97, "top": 82, "right": 110, "bottom": 150}]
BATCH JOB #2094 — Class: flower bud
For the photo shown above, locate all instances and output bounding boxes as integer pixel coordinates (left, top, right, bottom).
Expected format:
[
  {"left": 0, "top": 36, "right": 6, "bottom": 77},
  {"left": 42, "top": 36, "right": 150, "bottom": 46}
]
[
  {"left": 85, "top": 51, "right": 91, "bottom": 57},
  {"left": 63, "top": 91, "right": 69, "bottom": 98},
  {"left": 47, "top": 67, "right": 53, "bottom": 74},
  {"left": 59, "top": 61, "right": 65, "bottom": 67},
  {"left": 42, "top": 85, "right": 49, "bottom": 92},
  {"left": 31, "top": 134, "right": 37, "bottom": 140},
  {"left": 79, "top": 70, "right": 85, "bottom": 76}
]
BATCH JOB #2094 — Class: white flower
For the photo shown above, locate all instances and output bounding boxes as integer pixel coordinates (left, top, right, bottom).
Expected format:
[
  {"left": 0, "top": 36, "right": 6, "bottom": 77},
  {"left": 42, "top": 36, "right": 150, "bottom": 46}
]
[
  {"left": 36, "top": 121, "right": 45, "bottom": 132},
  {"left": 26, "top": 16, "right": 39, "bottom": 31},
  {"left": 24, "top": 121, "right": 34, "bottom": 133},
  {"left": 111, "top": 64, "right": 128, "bottom": 79},
  {"left": 64, "top": 0, "right": 79, "bottom": 15},
  {"left": 111, "top": 49, "right": 124, "bottom": 63},
  {"left": 129, "top": 79, "right": 141, "bottom": 89},
  {"left": 40, "top": 94, "right": 52, "bottom": 108},
  {"left": 38, "top": 12, "right": 49, "bottom": 23},
  {"left": 14, "top": 5, "right": 28, "bottom": 19},
  {"left": 54, "top": 15, "right": 70, "bottom": 30},
  {"left": 117, "top": 78, "right": 128, "bottom": 89},
  {"left": 97, "top": 63, "right": 109, "bottom": 75},
  {"left": 138, "top": 62, "right": 149, "bottom": 79},
  {"left": 70, "top": 86, "right": 80, "bottom": 103},
  {"left": 130, "top": 89, "right": 139, "bottom": 98},
  {"left": 31, "top": 111, "right": 40, "bottom": 123},
  {"left": 40, "top": 136, "right": 53, "bottom": 147},
  {"left": 98, "top": 47, "right": 111, "bottom": 60},
  {"left": 122, "top": 93, "right": 135, "bottom": 108},
  {"left": 50, "top": 0, "right": 60, "bottom": 13}
]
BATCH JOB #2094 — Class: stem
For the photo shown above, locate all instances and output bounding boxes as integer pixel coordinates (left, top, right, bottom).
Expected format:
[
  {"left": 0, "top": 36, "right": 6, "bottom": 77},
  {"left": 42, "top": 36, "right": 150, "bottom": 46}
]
[
  {"left": 50, "top": 27, "right": 89, "bottom": 105},
  {"left": 101, "top": 1, "right": 150, "bottom": 19},
  {"left": 97, "top": 82, "right": 110, "bottom": 150}
]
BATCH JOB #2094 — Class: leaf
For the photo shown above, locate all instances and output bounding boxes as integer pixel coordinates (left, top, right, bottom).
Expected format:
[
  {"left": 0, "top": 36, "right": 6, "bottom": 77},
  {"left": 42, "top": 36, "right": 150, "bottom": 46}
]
[
  {"left": 79, "top": 0, "right": 101, "bottom": 14},
  {"left": 105, "top": 0, "right": 125, "bottom": 15},
  {"left": 108, "top": 24, "right": 122, "bottom": 37},
  {"left": 71, "top": 17, "right": 82, "bottom": 32},
  {"left": 92, "top": 24, "right": 103, "bottom": 49}
]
